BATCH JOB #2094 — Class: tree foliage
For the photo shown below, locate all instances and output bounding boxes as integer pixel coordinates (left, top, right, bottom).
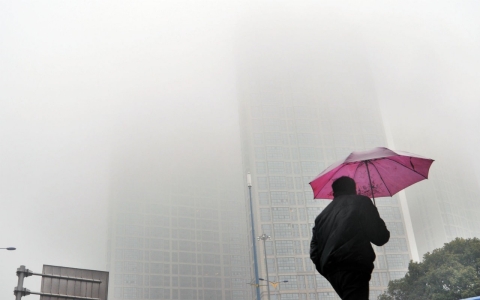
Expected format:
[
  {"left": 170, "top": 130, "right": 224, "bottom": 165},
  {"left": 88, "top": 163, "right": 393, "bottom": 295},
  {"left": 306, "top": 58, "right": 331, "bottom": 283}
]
[{"left": 379, "top": 238, "right": 480, "bottom": 300}]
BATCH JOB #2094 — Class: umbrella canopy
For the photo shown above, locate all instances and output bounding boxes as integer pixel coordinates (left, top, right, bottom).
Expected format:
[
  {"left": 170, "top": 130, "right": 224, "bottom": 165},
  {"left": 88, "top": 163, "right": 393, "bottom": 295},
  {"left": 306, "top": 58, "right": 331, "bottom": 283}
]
[{"left": 309, "top": 147, "right": 434, "bottom": 203}]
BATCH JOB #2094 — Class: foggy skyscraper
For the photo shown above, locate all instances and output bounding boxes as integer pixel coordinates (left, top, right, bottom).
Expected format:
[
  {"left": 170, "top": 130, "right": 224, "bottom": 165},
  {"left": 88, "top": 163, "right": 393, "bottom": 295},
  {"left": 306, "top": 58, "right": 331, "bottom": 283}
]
[
  {"left": 106, "top": 131, "right": 252, "bottom": 300},
  {"left": 236, "top": 20, "right": 415, "bottom": 299}
]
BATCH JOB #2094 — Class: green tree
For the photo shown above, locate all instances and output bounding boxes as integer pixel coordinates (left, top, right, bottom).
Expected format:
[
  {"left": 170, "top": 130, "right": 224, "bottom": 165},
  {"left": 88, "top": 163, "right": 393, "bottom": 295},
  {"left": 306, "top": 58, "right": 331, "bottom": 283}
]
[{"left": 379, "top": 238, "right": 480, "bottom": 300}]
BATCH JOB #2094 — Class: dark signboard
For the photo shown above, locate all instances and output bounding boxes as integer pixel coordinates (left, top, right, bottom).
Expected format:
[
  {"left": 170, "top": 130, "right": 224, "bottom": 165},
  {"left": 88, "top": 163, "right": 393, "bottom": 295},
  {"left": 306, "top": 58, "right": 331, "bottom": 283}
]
[{"left": 39, "top": 265, "right": 108, "bottom": 300}]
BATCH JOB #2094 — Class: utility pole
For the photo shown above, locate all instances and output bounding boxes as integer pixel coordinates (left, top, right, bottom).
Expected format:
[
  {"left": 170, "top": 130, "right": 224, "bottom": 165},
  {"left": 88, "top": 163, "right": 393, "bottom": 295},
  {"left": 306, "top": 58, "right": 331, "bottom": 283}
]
[
  {"left": 258, "top": 233, "right": 271, "bottom": 300},
  {"left": 247, "top": 173, "right": 261, "bottom": 300}
]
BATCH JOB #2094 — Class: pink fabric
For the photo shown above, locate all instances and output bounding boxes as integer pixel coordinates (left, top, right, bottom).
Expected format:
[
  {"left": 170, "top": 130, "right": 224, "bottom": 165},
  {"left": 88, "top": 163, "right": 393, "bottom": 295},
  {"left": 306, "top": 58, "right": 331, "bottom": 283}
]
[{"left": 309, "top": 147, "right": 434, "bottom": 199}]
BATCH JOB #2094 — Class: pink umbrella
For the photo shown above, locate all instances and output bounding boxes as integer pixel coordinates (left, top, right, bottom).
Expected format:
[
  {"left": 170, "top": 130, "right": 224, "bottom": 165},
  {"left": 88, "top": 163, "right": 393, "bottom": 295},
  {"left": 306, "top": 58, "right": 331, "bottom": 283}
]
[{"left": 309, "top": 147, "right": 434, "bottom": 205}]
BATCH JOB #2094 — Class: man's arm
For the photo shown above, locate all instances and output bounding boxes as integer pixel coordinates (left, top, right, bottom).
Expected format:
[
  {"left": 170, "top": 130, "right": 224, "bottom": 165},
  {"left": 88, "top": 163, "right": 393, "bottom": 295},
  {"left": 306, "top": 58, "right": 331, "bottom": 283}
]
[
  {"left": 310, "top": 225, "right": 319, "bottom": 263},
  {"left": 362, "top": 197, "right": 390, "bottom": 246}
]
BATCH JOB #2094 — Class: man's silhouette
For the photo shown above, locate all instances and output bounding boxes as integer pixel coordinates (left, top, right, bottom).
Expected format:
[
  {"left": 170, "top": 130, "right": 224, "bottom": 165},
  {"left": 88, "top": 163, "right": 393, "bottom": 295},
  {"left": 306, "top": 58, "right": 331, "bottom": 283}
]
[{"left": 310, "top": 176, "right": 390, "bottom": 299}]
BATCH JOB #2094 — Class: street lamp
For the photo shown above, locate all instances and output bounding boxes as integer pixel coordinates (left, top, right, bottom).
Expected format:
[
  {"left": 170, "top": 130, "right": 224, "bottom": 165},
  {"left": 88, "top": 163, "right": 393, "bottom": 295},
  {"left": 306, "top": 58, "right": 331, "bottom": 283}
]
[
  {"left": 257, "top": 233, "right": 271, "bottom": 300},
  {"left": 259, "top": 278, "right": 289, "bottom": 284},
  {"left": 1, "top": 247, "right": 16, "bottom": 250},
  {"left": 259, "top": 278, "right": 288, "bottom": 300},
  {"left": 247, "top": 173, "right": 262, "bottom": 300}
]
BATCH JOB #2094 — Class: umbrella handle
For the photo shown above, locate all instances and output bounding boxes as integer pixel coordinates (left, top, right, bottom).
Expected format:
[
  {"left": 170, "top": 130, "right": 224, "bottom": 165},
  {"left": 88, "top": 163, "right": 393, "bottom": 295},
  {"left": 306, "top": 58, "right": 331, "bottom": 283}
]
[{"left": 365, "top": 161, "right": 376, "bottom": 206}]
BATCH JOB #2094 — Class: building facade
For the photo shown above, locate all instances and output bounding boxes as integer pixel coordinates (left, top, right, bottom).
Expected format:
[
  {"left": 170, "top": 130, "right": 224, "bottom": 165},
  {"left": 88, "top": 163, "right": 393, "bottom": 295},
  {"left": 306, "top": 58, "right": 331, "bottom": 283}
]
[
  {"left": 236, "top": 28, "right": 415, "bottom": 299},
  {"left": 106, "top": 139, "right": 252, "bottom": 300}
]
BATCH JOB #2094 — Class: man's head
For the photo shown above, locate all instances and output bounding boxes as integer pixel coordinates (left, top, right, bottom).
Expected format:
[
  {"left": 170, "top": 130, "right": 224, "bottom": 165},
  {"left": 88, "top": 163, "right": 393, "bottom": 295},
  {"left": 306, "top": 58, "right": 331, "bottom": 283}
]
[{"left": 332, "top": 176, "right": 357, "bottom": 197}]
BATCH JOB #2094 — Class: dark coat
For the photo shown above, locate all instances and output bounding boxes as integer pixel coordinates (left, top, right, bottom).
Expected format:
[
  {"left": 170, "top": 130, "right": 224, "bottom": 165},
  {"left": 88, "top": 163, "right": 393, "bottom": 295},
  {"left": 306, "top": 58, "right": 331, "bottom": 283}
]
[{"left": 310, "top": 194, "right": 390, "bottom": 276}]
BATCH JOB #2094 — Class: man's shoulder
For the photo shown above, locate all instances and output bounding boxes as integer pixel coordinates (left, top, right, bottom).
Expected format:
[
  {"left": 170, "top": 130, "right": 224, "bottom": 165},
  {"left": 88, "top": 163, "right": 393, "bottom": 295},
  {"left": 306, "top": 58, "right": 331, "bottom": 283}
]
[{"left": 335, "top": 194, "right": 372, "bottom": 204}]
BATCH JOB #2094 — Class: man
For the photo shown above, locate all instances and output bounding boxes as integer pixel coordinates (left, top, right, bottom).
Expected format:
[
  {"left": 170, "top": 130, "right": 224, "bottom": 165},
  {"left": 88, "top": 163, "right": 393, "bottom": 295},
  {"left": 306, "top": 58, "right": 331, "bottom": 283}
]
[{"left": 310, "top": 176, "right": 390, "bottom": 299}]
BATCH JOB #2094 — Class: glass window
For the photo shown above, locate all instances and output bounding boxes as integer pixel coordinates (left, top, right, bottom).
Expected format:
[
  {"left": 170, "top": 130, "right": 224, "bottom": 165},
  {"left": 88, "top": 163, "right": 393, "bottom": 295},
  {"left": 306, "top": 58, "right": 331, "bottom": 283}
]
[
  {"left": 273, "top": 223, "right": 292, "bottom": 238},
  {"left": 179, "top": 289, "right": 197, "bottom": 299},
  {"left": 389, "top": 271, "right": 407, "bottom": 280},
  {"left": 266, "top": 146, "right": 285, "bottom": 159},
  {"left": 268, "top": 162, "right": 285, "bottom": 174},
  {"left": 384, "top": 238, "right": 408, "bottom": 252},
  {"left": 294, "top": 241, "right": 302, "bottom": 255},
  {"left": 306, "top": 275, "right": 316, "bottom": 289},
  {"left": 375, "top": 255, "right": 387, "bottom": 269},
  {"left": 123, "top": 287, "right": 141, "bottom": 299},
  {"left": 145, "top": 204, "right": 170, "bottom": 216},
  {"left": 251, "top": 106, "right": 262, "bottom": 118},
  {"left": 386, "top": 254, "right": 410, "bottom": 269},
  {"left": 289, "top": 134, "right": 297, "bottom": 145},
  {"left": 264, "top": 119, "right": 287, "bottom": 132},
  {"left": 285, "top": 162, "right": 292, "bottom": 174},
  {"left": 277, "top": 257, "right": 296, "bottom": 272},
  {"left": 253, "top": 133, "right": 263, "bottom": 145},
  {"left": 256, "top": 162, "right": 267, "bottom": 174},
  {"left": 124, "top": 261, "right": 143, "bottom": 273},
  {"left": 371, "top": 272, "right": 389, "bottom": 287},
  {"left": 257, "top": 177, "right": 268, "bottom": 190},
  {"left": 255, "top": 147, "right": 266, "bottom": 160},
  {"left": 282, "top": 293, "right": 301, "bottom": 299},
  {"left": 299, "top": 147, "right": 318, "bottom": 160},
  {"left": 300, "top": 224, "right": 310, "bottom": 238},
  {"left": 272, "top": 207, "right": 290, "bottom": 221},
  {"left": 378, "top": 207, "right": 402, "bottom": 220},
  {"left": 260, "top": 208, "right": 271, "bottom": 221},
  {"left": 264, "top": 132, "right": 288, "bottom": 145},
  {"left": 295, "top": 258, "right": 304, "bottom": 271},
  {"left": 298, "top": 208, "right": 306, "bottom": 221},
  {"left": 145, "top": 215, "right": 169, "bottom": 227},
  {"left": 271, "top": 191, "right": 289, "bottom": 205},
  {"left": 269, "top": 176, "right": 286, "bottom": 189},
  {"left": 146, "top": 239, "right": 169, "bottom": 251},
  {"left": 252, "top": 119, "right": 263, "bottom": 131},
  {"left": 297, "top": 193, "right": 305, "bottom": 205},
  {"left": 275, "top": 240, "right": 294, "bottom": 255},
  {"left": 117, "top": 213, "right": 143, "bottom": 225},
  {"left": 324, "top": 147, "right": 336, "bottom": 162},
  {"left": 295, "top": 177, "right": 303, "bottom": 190},
  {"left": 280, "top": 275, "right": 298, "bottom": 290},
  {"left": 297, "top": 133, "right": 318, "bottom": 145},
  {"left": 262, "top": 106, "right": 285, "bottom": 118},
  {"left": 301, "top": 162, "right": 320, "bottom": 174},
  {"left": 116, "top": 237, "right": 144, "bottom": 249},
  {"left": 294, "top": 107, "right": 316, "bottom": 119},
  {"left": 124, "top": 249, "right": 144, "bottom": 260},
  {"left": 307, "top": 208, "right": 323, "bottom": 222},
  {"left": 149, "top": 251, "right": 170, "bottom": 262},
  {"left": 288, "top": 192, "right": 296, "bottom": 205},
  {"left": 316, "top": 274, "right": 331, "bottom": 288},
  {"left": 333, "top": 135, "right": 353, "bottom": 147},
  {"left": 295, "top": 119, "right": 316, "bottom": 132},
  {"left": 146, "top": 227, "right": 170, "bottom": 238},
  {"left": 258, "top": 192, "right": 270, "bottom": 205},
  {"left": 261, "top": 224, "right": 272, "bottom": 235},
  {"left": 386, "top": 222, "right": 405, "bottom": 236}
]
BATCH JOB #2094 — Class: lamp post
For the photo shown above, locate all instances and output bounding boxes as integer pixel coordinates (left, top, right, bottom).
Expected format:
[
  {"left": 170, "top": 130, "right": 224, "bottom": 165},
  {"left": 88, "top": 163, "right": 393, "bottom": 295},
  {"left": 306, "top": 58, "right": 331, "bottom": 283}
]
[
  {"left": 1, "top": 247, "right": 16, "bottom": 250},
  {"left": 257, "top": 233, "right": 271, "bottom": 300},
  {"left": 247, "top": 173, "right": 262, "bottom": 300}
]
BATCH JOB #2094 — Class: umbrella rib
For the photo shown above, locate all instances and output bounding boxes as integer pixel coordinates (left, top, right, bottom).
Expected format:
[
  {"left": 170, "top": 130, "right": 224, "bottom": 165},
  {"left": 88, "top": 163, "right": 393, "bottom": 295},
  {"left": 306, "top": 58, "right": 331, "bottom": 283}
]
[
  {"left": 314, "top": 164, "right": 347, "bottom": 199},
  {"left": 353, "top": 161, "right": 363, "bottom": 180},
  {"left": 382, "top": 157, "right": 428, "bottom": 179},
  {"left": 369, "top": 161, "right": 393, "bottom": 196}
]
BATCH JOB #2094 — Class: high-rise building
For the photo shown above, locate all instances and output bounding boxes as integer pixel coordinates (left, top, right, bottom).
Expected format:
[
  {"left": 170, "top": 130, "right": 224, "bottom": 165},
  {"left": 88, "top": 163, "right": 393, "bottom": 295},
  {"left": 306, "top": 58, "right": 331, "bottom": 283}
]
[
  {"left": 236, "top": 27, "right": 415, "bottom": 299},
  {"left": 106, "top": 135, "right": 252, "bottom": 300}
]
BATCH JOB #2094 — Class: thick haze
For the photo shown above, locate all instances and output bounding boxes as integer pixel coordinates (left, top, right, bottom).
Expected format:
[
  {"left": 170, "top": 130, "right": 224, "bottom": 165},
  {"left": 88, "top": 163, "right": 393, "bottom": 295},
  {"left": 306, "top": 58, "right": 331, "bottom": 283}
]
[{"left": 1, "top": 1, "right": 479, "bottom": 298}]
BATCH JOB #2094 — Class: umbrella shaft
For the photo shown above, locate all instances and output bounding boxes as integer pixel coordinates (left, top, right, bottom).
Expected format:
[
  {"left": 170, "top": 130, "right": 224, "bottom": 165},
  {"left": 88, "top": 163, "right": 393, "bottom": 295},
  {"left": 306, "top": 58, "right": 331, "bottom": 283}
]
[{"left": 365, "top": 161, "right": 376, "bottom": 206}]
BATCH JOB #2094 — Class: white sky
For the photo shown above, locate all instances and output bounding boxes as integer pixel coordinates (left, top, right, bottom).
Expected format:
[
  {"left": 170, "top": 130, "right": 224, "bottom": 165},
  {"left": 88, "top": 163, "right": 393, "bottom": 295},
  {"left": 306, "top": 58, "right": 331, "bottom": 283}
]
[{"left": 1, "top": 1, "right": 479, "bottom": 298}]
